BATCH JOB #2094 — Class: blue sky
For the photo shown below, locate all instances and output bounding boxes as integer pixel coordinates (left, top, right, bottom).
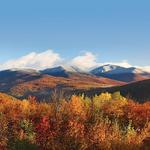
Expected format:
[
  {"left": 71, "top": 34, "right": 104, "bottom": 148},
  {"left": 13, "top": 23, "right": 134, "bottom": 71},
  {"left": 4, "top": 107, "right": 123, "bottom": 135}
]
[{"left": 0, "top": 0, "right": 150, "bottom": 69}]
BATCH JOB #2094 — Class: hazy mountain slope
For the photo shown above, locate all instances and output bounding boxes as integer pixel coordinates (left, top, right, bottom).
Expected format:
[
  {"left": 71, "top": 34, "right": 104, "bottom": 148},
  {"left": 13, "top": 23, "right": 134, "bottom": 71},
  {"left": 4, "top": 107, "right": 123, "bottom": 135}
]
[
  {"left": 9, "top": 74, "right": 124, "bottom": 99},
  {"left": 91, "top": 64, "right": 150, "bottom": 82},
  {"left": 0, "top": 65, "right": 149, "bottom": 101},
  {"left": 0, "top": 69, "right": 41, "bottom": 92},
  {"left": 40, "top": 66, "right": 84, "bottom": 77},
  {"left": 40, "top": 66, "right": 69, "bottom": 77},
  {"left": 0, "top": 68, "right": 124, "bottom": 100}
]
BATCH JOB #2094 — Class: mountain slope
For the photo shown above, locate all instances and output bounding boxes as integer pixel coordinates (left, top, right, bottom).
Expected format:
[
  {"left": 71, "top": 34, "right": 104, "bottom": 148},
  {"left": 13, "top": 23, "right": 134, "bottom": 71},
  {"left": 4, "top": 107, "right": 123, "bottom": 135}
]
[
  {"left": 40, "top": 66, "right": 84, "bottom": 77},
  {"left": 0, "top": 65, "right": 149, "bottom": 101},
  {"left": 0, "top": 69, "right": 41, "bottom": 92},
  {"left": 0, "top": 68, "right": 124, "bottom": 100},
  {"left": 40, "top": 66, "right": 69, "bottom": 77},
  {"left": 91, "top": 64, "right": 150, "bottom": 82},
  {"left": 116, "top": 79, "right": 150, "bottom": 102},
  {"left": 72, "top": 79, "right": 150, "bottom": 102}
]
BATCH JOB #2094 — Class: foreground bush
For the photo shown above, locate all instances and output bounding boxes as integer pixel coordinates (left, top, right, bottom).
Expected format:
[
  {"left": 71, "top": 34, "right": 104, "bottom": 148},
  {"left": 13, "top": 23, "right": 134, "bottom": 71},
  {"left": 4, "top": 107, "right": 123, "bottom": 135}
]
[{"left": 0, "top": 92, "right": 149, "bottom": 150}]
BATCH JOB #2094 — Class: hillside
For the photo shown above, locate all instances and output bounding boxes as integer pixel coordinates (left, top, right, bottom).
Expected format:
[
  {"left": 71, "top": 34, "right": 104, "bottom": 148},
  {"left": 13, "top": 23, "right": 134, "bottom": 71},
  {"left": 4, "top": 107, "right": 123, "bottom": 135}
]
[
  {"left": 73, "top": 79, "right": 150, "bottom": 102},
  {"left": 0, "top": 69, "right": 124, "bottom": 100},
  {"left": 91, "top": 64, "right": 150, "bottom": 82},
  {"left": 0, "top": 65, "right": 149, "bottom": 101},
  {"left": 117, "top": 79, "right": 150, "bottom": 102}
]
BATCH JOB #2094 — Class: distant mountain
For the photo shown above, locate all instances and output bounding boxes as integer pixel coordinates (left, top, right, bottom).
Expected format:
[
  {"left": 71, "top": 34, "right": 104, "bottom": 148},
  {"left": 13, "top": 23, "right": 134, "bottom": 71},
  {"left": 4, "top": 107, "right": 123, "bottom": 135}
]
[
  {"left": 91, "top": 64, "right": 150, "bottom": 82},
  {"left": 0, "top": 64, "right": 149, "bottom": 101},
  {"left": 0, "top": 67, "right": 124, "bottom": 100},
  {"left": 40, "top": 66, "right": 83, "bottom": 77},
  {"left": 40, "top": 66, "right": 69, "bottom": 77},
  {"left": 91, "top": 64, "right": 149, "bottom": 75},
  {"left": 0, "top": 69, "right": 41, "bottom": 91}
]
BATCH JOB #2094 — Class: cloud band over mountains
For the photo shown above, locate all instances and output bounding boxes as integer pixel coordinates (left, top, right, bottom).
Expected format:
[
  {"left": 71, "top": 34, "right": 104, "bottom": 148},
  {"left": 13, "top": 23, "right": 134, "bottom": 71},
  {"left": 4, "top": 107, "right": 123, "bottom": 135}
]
[{"left": 0, "top": 49, "right": 150, "bottom": 72}]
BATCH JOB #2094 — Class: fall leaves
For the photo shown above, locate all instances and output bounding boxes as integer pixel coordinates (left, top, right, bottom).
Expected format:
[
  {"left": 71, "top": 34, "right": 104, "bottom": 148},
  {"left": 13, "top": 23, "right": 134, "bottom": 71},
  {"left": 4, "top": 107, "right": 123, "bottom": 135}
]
[{"left": 0, "top": 92, "right": 149, "bottom": 150}]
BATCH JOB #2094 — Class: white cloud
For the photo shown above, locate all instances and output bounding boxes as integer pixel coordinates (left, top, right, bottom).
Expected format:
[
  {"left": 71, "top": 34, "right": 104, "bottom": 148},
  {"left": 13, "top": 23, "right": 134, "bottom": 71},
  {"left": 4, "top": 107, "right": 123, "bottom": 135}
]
[
  {"left": 0, "top": 50, "right": 149, "bottom": 73},
  {"left": 101, "top": 60, "right": 132, "bottom": 68},
  {"left": 0, "top": 50, "right": 62, "bottom": 70},
  {"left": 70, "top": 52, "right": 132, "bottom": 71},
  {"left": 70, "top": 52, "right": 150, "bottom": 72},
  {"left": 71, "top": 52, "right": 98, "bottom": 71}
]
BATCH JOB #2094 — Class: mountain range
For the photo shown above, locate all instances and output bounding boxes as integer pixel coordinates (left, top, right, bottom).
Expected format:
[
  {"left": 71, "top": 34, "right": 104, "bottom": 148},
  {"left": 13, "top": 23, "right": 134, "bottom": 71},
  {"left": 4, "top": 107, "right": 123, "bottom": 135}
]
[
  {"left": 40, "top": 64, "right": 150, "bottom": 82},
  {"left": 0, "top": 64, "right": 150, "bottom": 101},
  {"left": 91, "top": 64, "right": 150, "bottom": 82}
]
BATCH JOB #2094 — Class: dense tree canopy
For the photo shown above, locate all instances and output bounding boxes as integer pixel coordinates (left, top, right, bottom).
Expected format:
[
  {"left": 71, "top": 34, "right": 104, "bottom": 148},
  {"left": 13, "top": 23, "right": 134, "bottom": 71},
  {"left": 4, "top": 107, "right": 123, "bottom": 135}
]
[{"left": 0, "top": 92, "right": 149, "bottom": 150}]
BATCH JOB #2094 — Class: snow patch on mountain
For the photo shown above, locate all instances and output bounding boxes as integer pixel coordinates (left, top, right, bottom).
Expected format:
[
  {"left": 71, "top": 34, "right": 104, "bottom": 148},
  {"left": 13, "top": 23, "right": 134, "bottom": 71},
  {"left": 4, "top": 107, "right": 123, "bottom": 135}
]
[{"left": 91, "top": 64, "right": 149, "bottom": 75}]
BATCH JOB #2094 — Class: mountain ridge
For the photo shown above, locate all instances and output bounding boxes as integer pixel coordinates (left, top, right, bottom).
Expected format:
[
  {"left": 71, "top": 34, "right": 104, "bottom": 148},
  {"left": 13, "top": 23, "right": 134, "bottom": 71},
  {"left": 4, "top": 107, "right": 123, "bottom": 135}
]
[
  {"left": 0, "top": 64, "right": 149, "bottom": 101},
  {"left": 90, "top": 64, "right": 150, "bottom": 82}
]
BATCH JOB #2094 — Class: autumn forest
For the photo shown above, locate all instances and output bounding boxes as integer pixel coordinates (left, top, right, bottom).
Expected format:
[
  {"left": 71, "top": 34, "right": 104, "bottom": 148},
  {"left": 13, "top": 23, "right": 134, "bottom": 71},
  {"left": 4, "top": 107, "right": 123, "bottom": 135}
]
[{"left": 0, "top": 92, "right": 149, "bottom": 150}]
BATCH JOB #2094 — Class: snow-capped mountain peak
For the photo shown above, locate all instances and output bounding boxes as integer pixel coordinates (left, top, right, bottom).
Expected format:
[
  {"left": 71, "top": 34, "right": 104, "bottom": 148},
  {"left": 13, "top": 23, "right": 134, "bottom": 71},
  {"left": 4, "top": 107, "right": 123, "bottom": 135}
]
[
  {"left": 99, "top": 64, "right": 120, "bottom": 73},
  {"left": 91, "top": 64, "right": 148, "bottom": 75},
  {"left": 40, "top": 65, "right": 85, "bottom": 77},
  {"left": 91, "top": 64, "right": 124, "bottom": 74}
]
